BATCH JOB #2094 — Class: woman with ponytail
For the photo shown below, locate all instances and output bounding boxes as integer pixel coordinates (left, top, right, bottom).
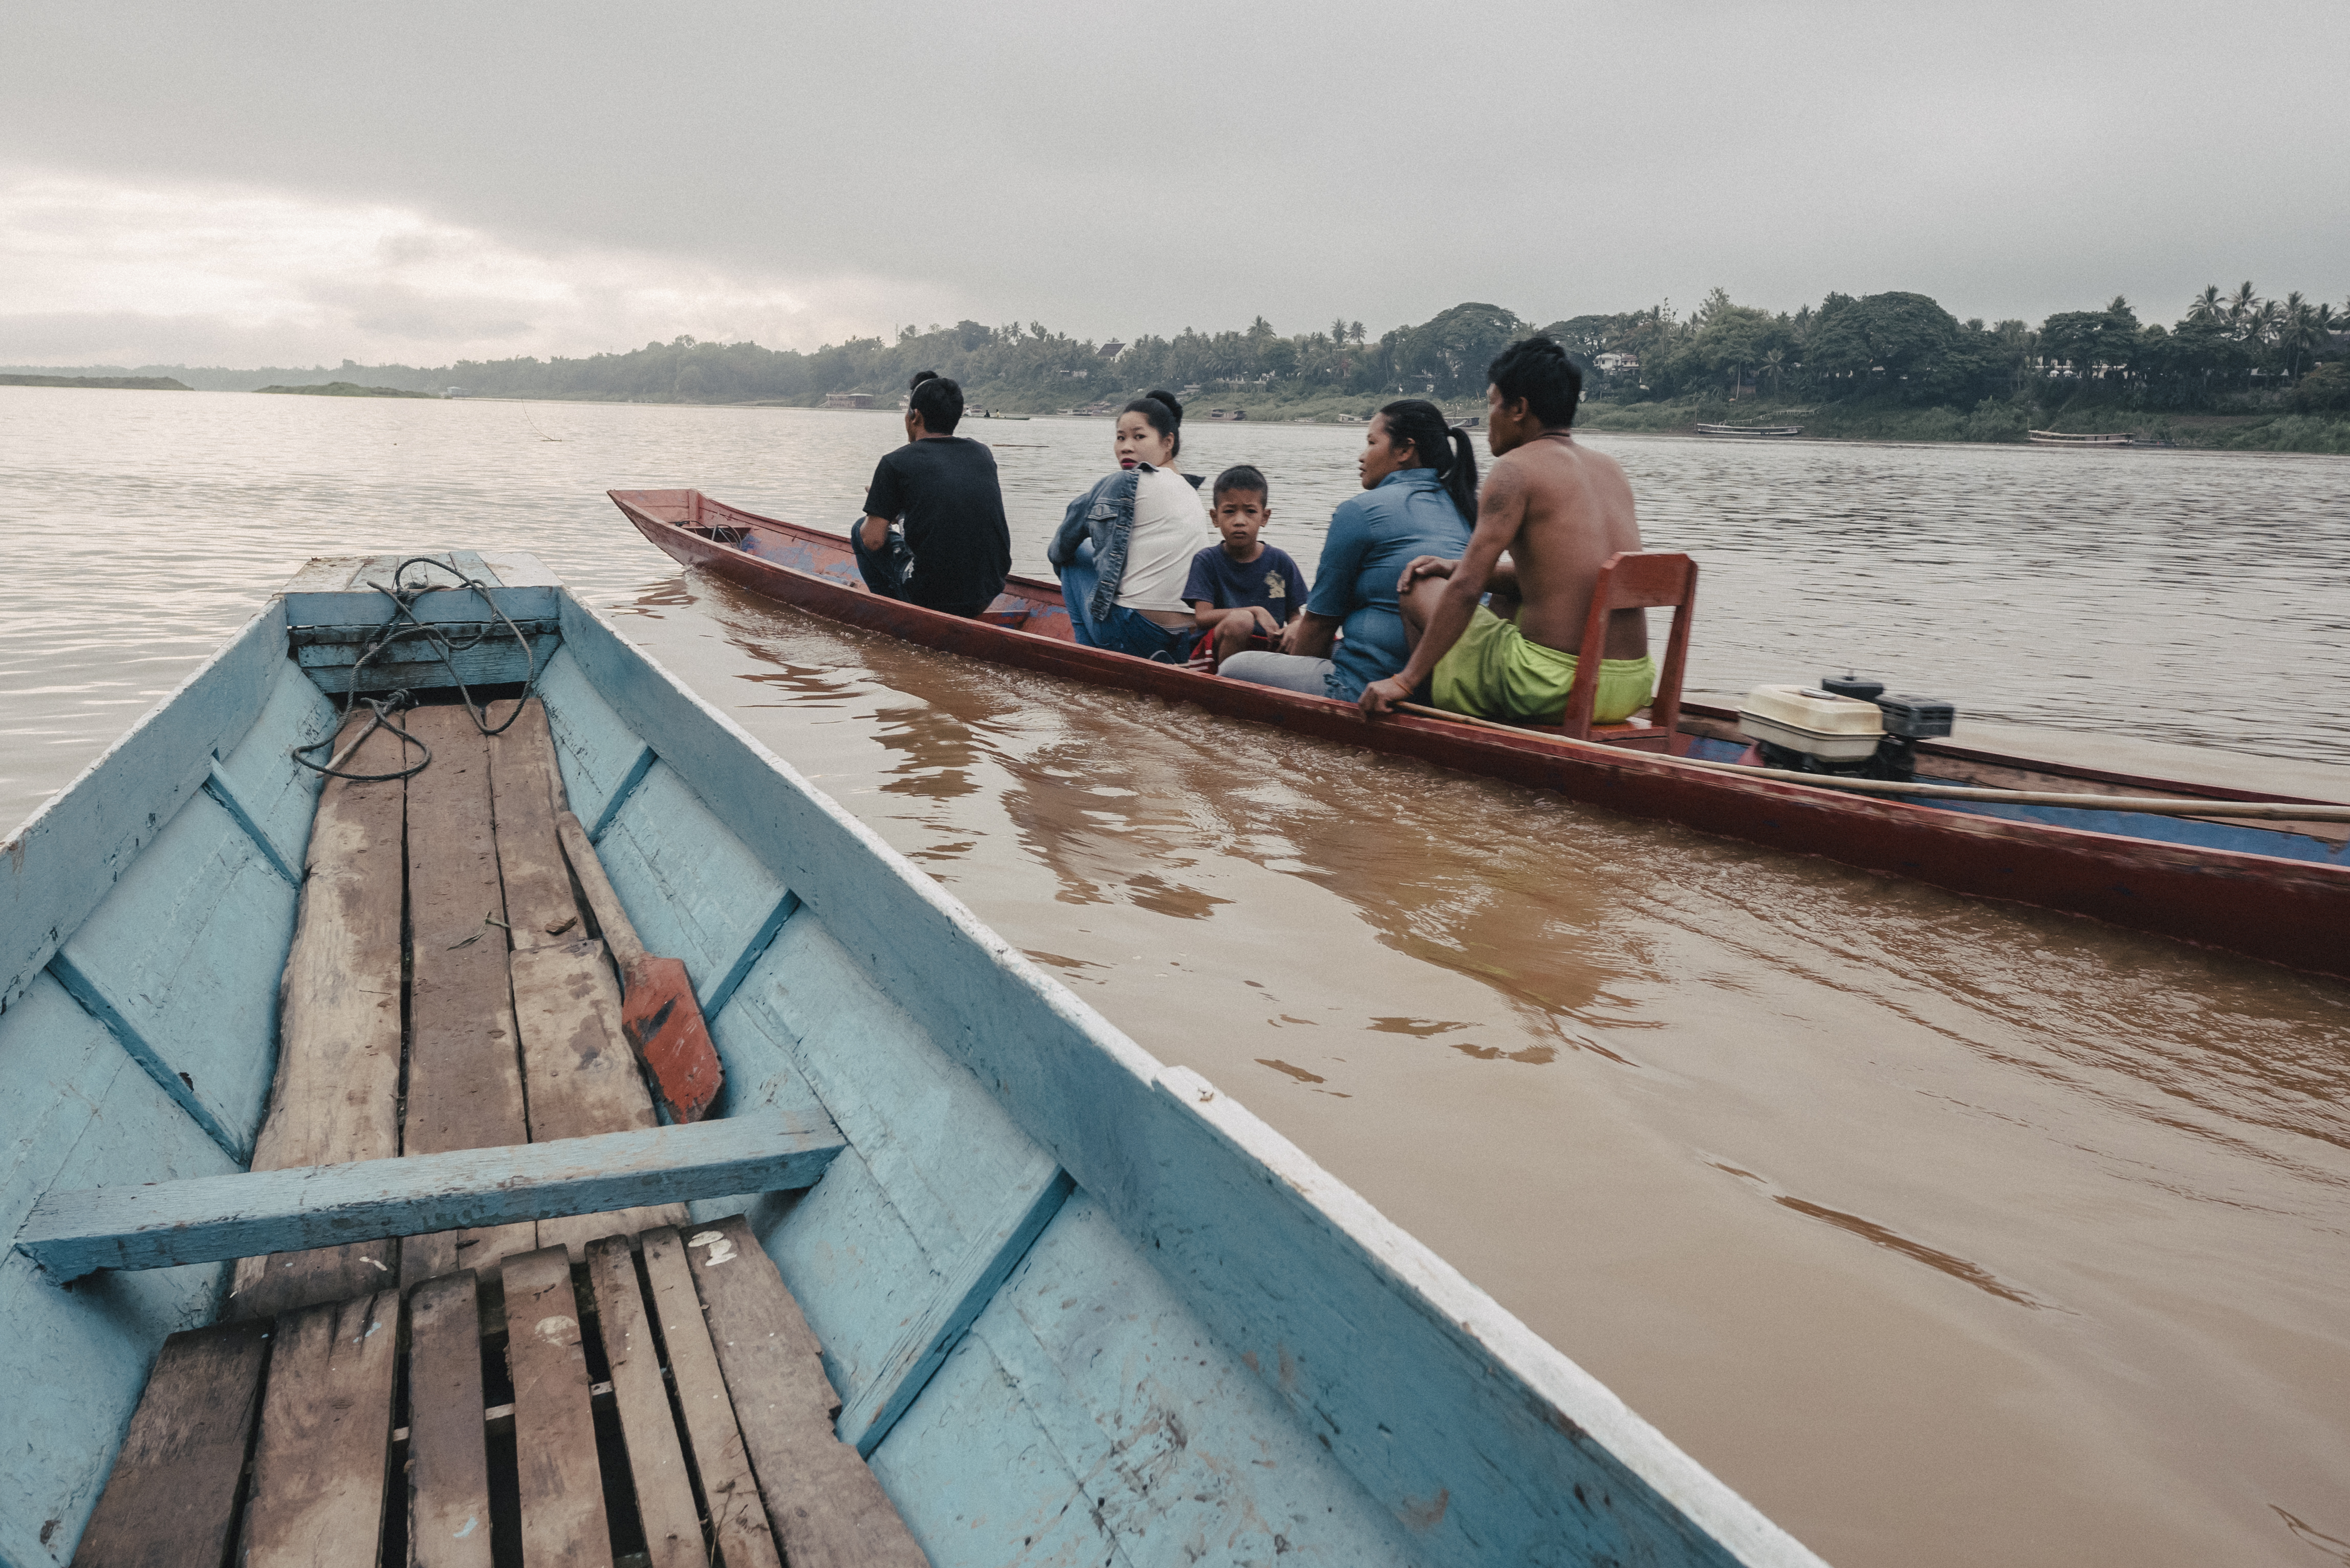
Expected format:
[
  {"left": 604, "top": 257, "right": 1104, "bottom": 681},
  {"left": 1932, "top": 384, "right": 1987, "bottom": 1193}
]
[
  {"left": 1046, "top": 390, "right": 1214, "bottom": 660},
  {"left": 1220, "top": 398, "right": 1477, "bottom": 701}
]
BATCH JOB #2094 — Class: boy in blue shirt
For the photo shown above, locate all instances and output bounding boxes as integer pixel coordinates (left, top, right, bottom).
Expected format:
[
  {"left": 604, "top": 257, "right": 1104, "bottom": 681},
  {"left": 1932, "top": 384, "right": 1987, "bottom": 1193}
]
[{"left": 1183, "top": 465, "right": 1308, "bottom": 667}]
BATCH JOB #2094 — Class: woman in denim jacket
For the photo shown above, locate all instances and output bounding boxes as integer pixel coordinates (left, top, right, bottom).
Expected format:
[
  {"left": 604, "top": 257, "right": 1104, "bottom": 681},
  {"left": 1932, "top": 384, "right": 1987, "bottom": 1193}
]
[
  {"left": 1221, "top": 400, "right": 1477, "bottom": 701},
  {"left": 1047, "top": 391, "right": 1213, "bottom": 660}
]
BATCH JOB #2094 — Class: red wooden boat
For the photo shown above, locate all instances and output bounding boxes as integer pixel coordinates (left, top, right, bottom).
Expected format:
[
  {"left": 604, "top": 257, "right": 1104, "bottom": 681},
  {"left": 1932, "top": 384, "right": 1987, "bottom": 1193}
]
[{"left": 610, "top": 489, "right": 2350, "bottom": 979}]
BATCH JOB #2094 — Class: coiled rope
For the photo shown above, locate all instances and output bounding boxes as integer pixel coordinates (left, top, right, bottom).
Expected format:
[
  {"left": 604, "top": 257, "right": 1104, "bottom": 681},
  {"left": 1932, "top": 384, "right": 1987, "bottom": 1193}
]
[{"left": 291, "top": 555, "right": 542, "bottom": 782}]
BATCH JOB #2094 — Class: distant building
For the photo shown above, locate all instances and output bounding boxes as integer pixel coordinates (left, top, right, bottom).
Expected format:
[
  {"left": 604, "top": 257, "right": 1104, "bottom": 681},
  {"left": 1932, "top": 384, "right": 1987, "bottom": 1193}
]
[
  {"left": 1098, "top": 340, "right": 1125, "bottom": 361},
  {"left": 445, "top": 386, "right": 468, "bottom": 398},
  {"left": 1594, "top": 353, "right": 1637, "bottom": 375},
  {"left": 823, "top": 391, "right": 876, "bottom": 409}
]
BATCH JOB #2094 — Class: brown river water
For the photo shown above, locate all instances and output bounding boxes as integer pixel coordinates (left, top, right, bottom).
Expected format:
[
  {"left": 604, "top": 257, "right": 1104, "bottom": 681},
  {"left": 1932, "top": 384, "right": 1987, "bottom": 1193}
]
[{"left": 5, "top": 387, "right": 2347, "bottom": 1567}]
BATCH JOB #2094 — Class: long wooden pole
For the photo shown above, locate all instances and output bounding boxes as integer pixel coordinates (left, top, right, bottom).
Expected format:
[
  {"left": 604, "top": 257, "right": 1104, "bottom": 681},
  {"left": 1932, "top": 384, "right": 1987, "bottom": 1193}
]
[
  {"left": 1389, "top": 703, "right": 2350, "bottom": 822},
  {"left": 554, "top": 812, "right": 648, "bottom": 969}
]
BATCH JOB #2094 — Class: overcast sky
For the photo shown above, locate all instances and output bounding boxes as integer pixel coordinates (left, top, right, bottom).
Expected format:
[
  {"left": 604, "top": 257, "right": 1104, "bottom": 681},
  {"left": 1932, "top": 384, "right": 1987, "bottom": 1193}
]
[{"left": 5, "top": 1, "right": 2345, "bottom": 368}]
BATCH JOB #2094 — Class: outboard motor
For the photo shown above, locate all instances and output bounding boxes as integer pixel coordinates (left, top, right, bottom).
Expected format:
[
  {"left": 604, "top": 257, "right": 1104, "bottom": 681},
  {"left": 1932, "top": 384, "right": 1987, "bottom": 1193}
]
[{"left": 1738, "top": 673, "right": 1955, "bottom": 781}]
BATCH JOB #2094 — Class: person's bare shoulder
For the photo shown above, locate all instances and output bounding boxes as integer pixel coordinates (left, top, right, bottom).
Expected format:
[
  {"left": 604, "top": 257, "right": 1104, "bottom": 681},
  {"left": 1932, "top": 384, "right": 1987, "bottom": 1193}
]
[
  {"left": 1557, "top": 437, "right": 1626, "bottom": 482},
  {"left": 1478, "top": 450, "right": 1530, "bottom": 510},
  {"left": 1564, "top": 439, "right": 1635, "bottom": 502}
]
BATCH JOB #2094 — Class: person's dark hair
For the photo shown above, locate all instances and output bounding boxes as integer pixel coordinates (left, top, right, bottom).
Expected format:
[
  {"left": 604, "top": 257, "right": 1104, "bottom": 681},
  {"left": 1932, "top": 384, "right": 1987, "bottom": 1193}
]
[
  {"left": 1377, "top": 398, "right": 1478, "bottom": 521},
  {"left": 1212, "top": 463, "right": 1268, "bottom": 504},
  {"left": 1486, "top": 334, "right": 1582, "bottom": 428},
  {"left": 1121, "top": 389, "right": 1184, "bottom": 460},
  {"left": 907, "top": 369, "right": 963, "bottom": 433}
]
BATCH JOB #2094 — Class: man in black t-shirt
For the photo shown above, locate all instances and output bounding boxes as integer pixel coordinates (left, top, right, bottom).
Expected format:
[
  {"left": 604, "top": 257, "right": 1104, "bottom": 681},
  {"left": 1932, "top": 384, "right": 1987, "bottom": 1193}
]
[{"left": 855, "top": 372, "right": 1013, "bottom": 617}]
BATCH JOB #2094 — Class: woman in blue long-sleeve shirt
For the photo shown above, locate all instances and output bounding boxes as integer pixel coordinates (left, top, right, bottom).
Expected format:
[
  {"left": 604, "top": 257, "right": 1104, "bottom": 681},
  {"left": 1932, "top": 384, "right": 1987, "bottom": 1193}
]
[{"left": 1221, "top": 400, "right": 1477, "bottom": 701}]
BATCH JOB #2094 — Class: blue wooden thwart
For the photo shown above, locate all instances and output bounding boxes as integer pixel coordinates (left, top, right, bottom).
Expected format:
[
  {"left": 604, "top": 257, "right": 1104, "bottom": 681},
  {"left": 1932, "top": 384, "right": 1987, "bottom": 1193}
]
[{"left": 15, "top": 1113, "right": 845, "bottom": 1280}]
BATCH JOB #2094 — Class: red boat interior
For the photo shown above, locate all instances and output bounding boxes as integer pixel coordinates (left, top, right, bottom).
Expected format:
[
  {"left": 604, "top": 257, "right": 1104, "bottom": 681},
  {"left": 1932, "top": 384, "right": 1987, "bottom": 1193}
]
[{"left": 648, "top": 489, "right": 1696, "bottom": 753}]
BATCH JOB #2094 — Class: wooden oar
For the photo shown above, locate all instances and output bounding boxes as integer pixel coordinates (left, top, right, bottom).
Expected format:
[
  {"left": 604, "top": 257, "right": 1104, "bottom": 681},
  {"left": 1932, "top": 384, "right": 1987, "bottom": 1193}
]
[
  {"left": 1390, "top": 703, "right": 2350, "bottom": 822},
  {"left": 555, "top": 811, "right": 725, "bottom": 1122}
]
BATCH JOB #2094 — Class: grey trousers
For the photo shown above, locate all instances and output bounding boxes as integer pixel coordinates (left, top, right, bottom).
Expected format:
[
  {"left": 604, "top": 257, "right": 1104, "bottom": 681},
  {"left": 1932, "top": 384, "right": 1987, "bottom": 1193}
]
[{"left": 1218, "top": 651, "right": 1336, "bottom": 696}]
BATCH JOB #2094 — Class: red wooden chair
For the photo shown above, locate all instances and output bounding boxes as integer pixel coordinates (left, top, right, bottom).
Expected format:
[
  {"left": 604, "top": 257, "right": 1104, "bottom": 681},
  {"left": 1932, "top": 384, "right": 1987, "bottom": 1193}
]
[{"left": 1549, "top": 551, "right": 1698, "bottom": 751}]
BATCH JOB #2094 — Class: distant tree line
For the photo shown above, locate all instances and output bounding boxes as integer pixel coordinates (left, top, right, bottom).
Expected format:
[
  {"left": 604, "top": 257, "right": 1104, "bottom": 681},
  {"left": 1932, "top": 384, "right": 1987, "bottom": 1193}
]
[
  {"left": 433, "top": 303, "right": 1543, "bottom": 409},
  {"left": 422, "top": 283, "right": 2345, "bottom": 417},
  {"left": 1555, "top": 282, "right": 2350, "bottom": 412}
]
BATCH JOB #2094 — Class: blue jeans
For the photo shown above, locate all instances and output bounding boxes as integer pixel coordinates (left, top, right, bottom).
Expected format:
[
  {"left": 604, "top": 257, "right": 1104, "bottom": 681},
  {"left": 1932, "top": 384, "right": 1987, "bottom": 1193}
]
[
  {"left": 1218, "top": 651, "right": 1337, "bottom": 696},
  {"left": 1059, "top": 550, "right": 1195, "bottom": 662}
]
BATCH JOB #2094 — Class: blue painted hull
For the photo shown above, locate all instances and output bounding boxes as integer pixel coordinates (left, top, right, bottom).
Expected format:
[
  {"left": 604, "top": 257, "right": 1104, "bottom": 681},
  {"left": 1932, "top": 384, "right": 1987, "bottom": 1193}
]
[
  {"left": 0, "top": 558, "right": 1824, "bottom": 1566},
  {"left": 1673, "top": 737, "right": 2350, "bottom": 868}
]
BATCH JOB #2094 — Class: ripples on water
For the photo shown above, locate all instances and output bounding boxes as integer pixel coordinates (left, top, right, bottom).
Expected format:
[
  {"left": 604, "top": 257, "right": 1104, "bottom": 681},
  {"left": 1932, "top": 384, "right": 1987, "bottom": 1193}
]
[{"left": 5, "top": 387, "right": 2348, "bottom": 1568}]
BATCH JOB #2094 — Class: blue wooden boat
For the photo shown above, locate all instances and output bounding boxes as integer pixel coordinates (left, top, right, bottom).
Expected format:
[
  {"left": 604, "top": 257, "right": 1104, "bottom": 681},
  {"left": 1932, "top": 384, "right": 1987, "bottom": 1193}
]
[{"left": 0, "top": 553, "right": 1824, "bottom": 1566}]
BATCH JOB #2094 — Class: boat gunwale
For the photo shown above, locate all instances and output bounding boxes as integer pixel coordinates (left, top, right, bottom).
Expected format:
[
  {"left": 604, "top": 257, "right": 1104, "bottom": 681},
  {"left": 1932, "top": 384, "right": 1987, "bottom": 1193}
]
[{"left": 1, "top": 597, "right": 295, "bottom": 1015}]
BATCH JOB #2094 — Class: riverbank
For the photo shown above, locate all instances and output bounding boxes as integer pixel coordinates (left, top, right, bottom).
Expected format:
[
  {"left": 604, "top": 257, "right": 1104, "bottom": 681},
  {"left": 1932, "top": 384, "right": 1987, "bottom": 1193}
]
[
  {"left": 13, "top": 365, "right": 2343, "bottom": 453},
  {"left": 254, "top": 381, "right": 439, "bottom": 398},
  {"left": 1575, "top": 395, "right": 2350, "bottom": 454},
  {"left": 874, "top": 382, "right": 2350, "bottom": 454},
  {"left": 475, "top": 384, "right": 2350, "bottom": 454},
  {"left": 0, "top": 373, "right": 188, "bottom": 390}
]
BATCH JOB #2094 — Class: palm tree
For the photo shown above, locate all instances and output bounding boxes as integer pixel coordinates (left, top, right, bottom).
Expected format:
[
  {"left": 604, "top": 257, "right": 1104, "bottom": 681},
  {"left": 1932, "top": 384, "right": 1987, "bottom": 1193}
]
[
  {"left": 2188, "top": 285, "right": 2225, "bottom": 324},
  {"left": 2277, "top": 292, "right": 2320, "bottom": 381},
  {"left": 1760, "top": 348, "right": 1787, "bottom": 397},
  {"left": 2227, "top": 281, "right": 2261, "bottom": 337}
]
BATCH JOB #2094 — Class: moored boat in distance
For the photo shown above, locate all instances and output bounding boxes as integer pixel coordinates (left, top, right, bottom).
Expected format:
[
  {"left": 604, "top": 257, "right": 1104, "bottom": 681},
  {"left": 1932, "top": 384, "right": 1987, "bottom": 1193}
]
[
  {"left": 2, "top": 552, "right": 1827, "bottom": 1565},
  {"left": 613, "top": 489, "right": 2350, "bottom": 980},
  {"left": 2028, "top": 429, "right": 2135, "bottom": 446},
  {"left": 1694, "top": 422, "right": 1803, "bottom": 438}
]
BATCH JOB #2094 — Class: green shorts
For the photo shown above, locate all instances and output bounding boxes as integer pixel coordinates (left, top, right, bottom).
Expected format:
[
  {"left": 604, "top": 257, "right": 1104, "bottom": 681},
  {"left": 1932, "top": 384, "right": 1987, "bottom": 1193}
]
[{"left": 1431, "top": 605, "right": 1656, "bottom": 725}]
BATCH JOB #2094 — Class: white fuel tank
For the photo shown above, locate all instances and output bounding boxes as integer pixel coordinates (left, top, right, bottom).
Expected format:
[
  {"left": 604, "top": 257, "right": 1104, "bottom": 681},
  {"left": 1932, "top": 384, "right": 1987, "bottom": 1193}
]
[{"left": 1737, "top": 685, "right": 1885, "bottom": 761}]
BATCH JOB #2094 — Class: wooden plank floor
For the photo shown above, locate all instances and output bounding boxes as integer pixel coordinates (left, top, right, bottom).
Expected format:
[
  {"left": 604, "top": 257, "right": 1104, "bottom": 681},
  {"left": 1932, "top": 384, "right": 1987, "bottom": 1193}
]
[
  {"left": 231, "top": 713, "right": 408, "bottom": 1317},
  {"left": 68, "top": 1320, "right": 271, "bottom": 1567},
  {"left": 225, "top": 695, "right": 679, "bottom": 1308},
  {"left": 402, "top": 705, "right": 538, "bottom": 1288},
  {"left": 83, "top": 1212, "right": 926, "bottom": 1567},
  {"left": 76, "top": 701, "right": 925, "bottom": 1566}
]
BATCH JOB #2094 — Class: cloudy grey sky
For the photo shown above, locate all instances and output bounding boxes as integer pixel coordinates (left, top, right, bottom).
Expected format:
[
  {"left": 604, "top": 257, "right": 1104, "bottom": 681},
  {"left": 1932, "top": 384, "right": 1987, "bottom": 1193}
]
[{"left": 5, "top": 1, "right": 2345, "bottom": 367}]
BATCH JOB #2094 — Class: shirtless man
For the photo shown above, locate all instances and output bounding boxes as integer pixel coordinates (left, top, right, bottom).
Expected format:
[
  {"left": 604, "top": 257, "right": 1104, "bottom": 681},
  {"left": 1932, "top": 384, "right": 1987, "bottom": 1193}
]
[{"left": 1357, "top": 335, "right": 1655, "bottom": 726}]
